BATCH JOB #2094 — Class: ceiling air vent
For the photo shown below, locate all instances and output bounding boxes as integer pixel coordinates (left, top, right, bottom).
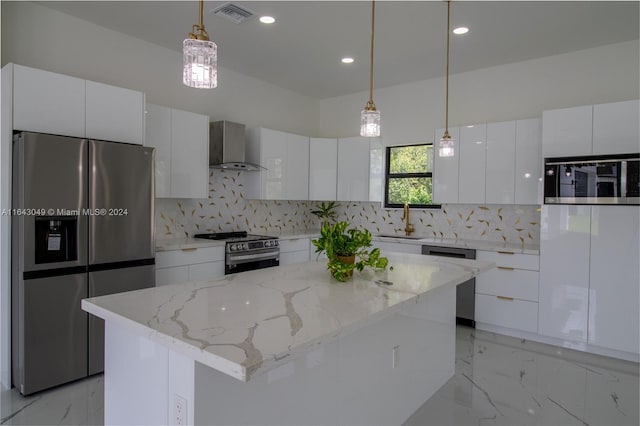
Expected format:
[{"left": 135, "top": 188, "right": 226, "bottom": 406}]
[{"left": 212, "top": 2, "right": 254, "bottom": 24}]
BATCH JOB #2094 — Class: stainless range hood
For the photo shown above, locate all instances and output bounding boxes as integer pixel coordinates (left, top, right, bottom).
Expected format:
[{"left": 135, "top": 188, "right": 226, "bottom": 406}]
[{"left": 209, "top": 121, "right": 264, "bottom": 171}]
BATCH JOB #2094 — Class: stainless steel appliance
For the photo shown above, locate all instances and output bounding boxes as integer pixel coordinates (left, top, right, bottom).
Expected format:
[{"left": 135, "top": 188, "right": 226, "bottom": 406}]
[
  {"left": 193, "top": 232, "right": 279, "bottom": 274},
  {"left": 421, "top": 245, "right": 476, "bottom": 327},
  {"left": 209, "top": 121, "right": 264, "bottom": 171},
  {"left": 544, "top": 154, "right": 639, "bottom": 205},
  {"left": 11, "top": 132, "right": 155, "bottom": 395}
]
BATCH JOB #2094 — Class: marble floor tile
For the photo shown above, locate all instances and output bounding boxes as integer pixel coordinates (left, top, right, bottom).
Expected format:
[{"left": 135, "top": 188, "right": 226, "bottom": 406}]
[{"left": 1, "top": 327, "right": 637, "bottom": 426}]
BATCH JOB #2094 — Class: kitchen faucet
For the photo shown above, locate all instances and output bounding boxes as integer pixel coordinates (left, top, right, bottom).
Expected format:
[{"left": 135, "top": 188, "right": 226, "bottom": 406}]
[{"left": 402, "top": 203, "right": 415, "bottom": 236}]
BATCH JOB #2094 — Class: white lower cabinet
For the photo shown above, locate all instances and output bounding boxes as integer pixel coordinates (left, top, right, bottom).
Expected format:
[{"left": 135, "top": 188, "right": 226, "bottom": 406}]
[
  {"left": 475, "top": 250, "right": 540, "bottom": 333},
  {"left": 279, "top": 238, "right": 310, "bottom": 266},
  {"left": 588, "top": 206, "right": 639, "bottom": 354},
  {"left": 155, "top": 246, "right": 225, "bottom": 286},
  {"left": 371, "top": 240, "right": 422, "bottom": 255},
  {"left": 539, "top": 205, "right": 591, "bottom": 343}
]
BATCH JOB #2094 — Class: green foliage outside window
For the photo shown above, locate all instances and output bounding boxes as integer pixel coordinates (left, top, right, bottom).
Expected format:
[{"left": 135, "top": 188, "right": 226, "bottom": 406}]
[{"left": 385, "top": 144, "right": 435, "bottom": 207}]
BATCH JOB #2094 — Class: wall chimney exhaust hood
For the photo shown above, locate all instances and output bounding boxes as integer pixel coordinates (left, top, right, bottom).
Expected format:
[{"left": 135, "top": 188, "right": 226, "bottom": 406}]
[{"left": 209, "top": 121, "right": 264, "bottom": 171}]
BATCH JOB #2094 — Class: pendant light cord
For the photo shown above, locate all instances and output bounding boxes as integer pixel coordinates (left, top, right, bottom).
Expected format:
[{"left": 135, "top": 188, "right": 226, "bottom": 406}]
[
  {"left": 368, "top": 0, "right": 376, "bottom": 107},
  {"left": 199, "top": 0, "right": 204, "bottom": 28},
  {"left": 445, "top": 0, "right": 450, "bottom": 132}
]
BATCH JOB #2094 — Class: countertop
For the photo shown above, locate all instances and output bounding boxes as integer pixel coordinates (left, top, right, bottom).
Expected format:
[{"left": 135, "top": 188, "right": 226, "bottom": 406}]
[
  {"left": 156, "top": 232, "right": 539, "bottom": 254},
  {"left": 82, "top": 253, "right": 494, "bottom": 382}
]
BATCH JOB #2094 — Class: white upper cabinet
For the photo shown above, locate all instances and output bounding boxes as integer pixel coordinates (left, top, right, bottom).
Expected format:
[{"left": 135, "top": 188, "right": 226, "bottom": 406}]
[
  {"left": 515, "top": 118, "right": 542, "bottom": 205},
  {"left": 542, "top": 105, "right": 593, "bottom": 157},
  {"left": 459, "top": 124, "right": 487, "bottom": 204},
  {"left": 433, "top": 127, "right": 459, "bottom": 204},
  {"left": 85, "top": 81, "right": 145, "bottom": 145},
  {"left": 369, "top": 137, "right": 384, "bottom": 203},
  {"left": 588, "top": 206, "right": 640, "bottom": 354},
  {"left": 10, "top": 64, "right": 145, "bottom": 145},
  {"left": 592, "top": 100, "right": 640, "bottom": 155},
  {"left": 145, "top": 104, "right": 172, "bottom": 197},
  {"left": 145, "top": 104, "right": 209, "bottom": 199},
  {"left": 309, "top": 138, "right": 337, "bottom": 201},
  {"left": 170, "top": 109, "right": 209, "bottom": 199},
  {"left": 485, "top": 121, "right": 516, "bottom": 204},
  {"left": 337, "top": 136, "right": 371, "bottom": 202},
  {"left": 12, "top": 64, "right": 86, "bottom": 138},
  {"left": 539, "top": 205, "right": 591, "bottom": 343},
  {"left": 246, "top": 128, "right": 309, "bottom": 200}
]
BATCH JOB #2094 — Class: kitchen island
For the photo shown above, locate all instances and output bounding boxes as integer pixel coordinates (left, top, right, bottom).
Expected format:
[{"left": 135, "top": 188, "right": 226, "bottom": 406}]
[{"left": 82, "top": 253, "right": 493, "bottom": 426}]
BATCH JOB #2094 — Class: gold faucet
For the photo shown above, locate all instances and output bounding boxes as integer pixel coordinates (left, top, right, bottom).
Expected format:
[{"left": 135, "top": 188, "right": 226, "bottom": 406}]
[{"left": 402, "top": 203, "right": 415, "bottom": 236}]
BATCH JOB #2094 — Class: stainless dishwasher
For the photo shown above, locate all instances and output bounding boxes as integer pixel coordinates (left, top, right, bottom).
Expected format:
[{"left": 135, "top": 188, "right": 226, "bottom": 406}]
[{"left": 421, "top": 245, "right": 476, "bottom": 328}]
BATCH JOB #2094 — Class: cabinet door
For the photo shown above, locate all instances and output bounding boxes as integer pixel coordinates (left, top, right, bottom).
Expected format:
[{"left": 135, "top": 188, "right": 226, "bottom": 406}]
[
  {"left": 145, "top": 104, "right": 172, "bottom": 198},
  {"left": 515, "top": 118, "right": 542, "bottom": 205},
  {"left": 170, "top": 109, "right": 209, "bottom": 199},
  {"left": 189, "top": 261, "right": 225, "bottom": 281},
  {"left": 337, "top": 137, "right": 370, "bottom": 202},
  {"left": 285, "top": 133, "right": 309, "bottom": 200},
  {"left": 309, "top": 138, "right": 337, "bottom": 201},
  {"left": 539, "top": 205, "right": 591, "bottom": 343},
  {"left": 592, "top": 100, "right": 640, "bottom": 155},
  {"left": 433, "top": 127, "right": 459, "bottom": 204},
  {"left": 542, "top": 105, "right": 592, "bottom": 157},
  {"left": 459, "top": 124, "right": 486, "bottom": 203},
  {"left": 280, "top": 250, "right": 310, "bottom": 266},
  {"left": 85, "top": 81, "right": 144, "bottom": 145},
  {"left": 262, "top": 128, "right": 288, "bottom": 200},
  {"left": 485, "top": 121, "right": 516, "bottom": 204},
  {"left": 13, "top": 64, "right": 86, "bottom": 138},
  {"left": 371, "top": 241, "right": 421, "bottom": 255},
  {"left": 156, "top": 266, "right": 189, "bottom": 286},
  {"left": 369, "top": 137, "right": 384, "bottom": 202},
  {"left": 588, "top": 206, "right": 639, "bottom": 354}
]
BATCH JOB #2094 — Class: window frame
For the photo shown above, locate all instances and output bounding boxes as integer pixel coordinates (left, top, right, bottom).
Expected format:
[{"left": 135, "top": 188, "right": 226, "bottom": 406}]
[{"left": 384, "top": 143, "right": 441, "bottom": 209}]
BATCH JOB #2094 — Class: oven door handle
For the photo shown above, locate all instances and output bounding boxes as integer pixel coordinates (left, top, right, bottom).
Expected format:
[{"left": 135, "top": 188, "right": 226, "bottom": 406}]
[{"left": 227, "top": 250, "right": 280, "bottom": 265}]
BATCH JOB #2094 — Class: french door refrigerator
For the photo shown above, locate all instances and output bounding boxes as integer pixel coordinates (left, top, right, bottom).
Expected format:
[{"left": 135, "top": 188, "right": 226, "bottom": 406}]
[{"left": 11, "top": 131, "right": 155, "bottom": 395}]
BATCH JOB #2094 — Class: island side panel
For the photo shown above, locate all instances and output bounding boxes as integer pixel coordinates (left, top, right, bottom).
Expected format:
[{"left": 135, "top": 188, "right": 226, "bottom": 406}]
[
  {"left": 104, "top": 321, "right": 196, "bottom": 426},
  {"left": 194, "top": 283, "right": 456, "bottom": 425}
]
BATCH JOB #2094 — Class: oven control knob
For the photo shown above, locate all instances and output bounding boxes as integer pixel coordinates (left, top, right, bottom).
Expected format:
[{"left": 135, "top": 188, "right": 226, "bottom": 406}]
[
  {"left": 230, "top": 244, "right": 237, "bottom": 251},
  {"left": 242, "top": 243, "right": 248, "bottom": 250},
  {"left": 274, "top": 240, "right": 278, "bottom": 246},
  {"left": 264, "top": 241, "right": 271, "bottom": 247}
]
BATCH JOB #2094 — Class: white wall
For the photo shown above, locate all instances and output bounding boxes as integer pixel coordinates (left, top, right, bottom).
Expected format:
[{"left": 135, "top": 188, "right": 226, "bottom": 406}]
[
  {"left": 318, "top": 40, "right": 640, "bottom": 144},
  {"left": 0, "top": 1, "right": 319, "bottom": 137}
]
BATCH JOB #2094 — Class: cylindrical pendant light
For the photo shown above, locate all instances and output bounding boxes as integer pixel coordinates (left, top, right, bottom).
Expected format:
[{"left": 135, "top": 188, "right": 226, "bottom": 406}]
[
  {"left": 439, "top": 0, "right": 454, "bottom": 157},
  {"left": 183, "top": 0, "right": 217, "bottom": 89},
  {"left": 361, "top": 0, "right": 380, "bottom": 137}
]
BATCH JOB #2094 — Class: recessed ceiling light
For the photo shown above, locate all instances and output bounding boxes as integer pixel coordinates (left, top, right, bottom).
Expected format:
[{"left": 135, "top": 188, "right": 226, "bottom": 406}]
[
  {"left": 341, "top": 57, "right": 354, "bottom": 64},
  {"left": 259, "top": 16, "right": 275, "bottom": 24},
  {"left": 453, "top": 27, "right": 469, "bottom": 35}
]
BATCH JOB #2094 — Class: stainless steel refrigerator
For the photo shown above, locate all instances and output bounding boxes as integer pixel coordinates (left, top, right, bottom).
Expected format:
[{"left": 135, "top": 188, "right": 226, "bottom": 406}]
[{"left": 11, "top": 131, "right": 155, "bottom": 395}]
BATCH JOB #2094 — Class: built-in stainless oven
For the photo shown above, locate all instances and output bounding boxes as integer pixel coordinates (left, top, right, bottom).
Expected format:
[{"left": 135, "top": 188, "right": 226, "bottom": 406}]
[{"left": 544, "top": 154, "right": 639, "bottom": 205}]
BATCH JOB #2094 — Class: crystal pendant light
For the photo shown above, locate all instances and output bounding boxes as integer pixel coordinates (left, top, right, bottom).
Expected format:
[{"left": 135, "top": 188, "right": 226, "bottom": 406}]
[
  {"left": 360, "top": 0, "right": 380, "bottom": 137},
  {"left": 183, "top": 0, "right": 217, "bottom": 89},
  {"left": 439, "top": 0, "right": 454, "bottom": 157}
]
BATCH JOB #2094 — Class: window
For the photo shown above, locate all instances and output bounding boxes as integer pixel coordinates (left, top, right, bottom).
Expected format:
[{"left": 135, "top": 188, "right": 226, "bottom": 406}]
[{"left": 384, "top": 144, "right": 437, "bottom": 208}]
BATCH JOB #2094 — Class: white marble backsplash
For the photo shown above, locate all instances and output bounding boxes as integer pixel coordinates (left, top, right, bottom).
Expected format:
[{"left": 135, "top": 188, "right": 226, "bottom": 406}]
[{"left": 155, "top": 169, "right": 540, "bottom": 245}]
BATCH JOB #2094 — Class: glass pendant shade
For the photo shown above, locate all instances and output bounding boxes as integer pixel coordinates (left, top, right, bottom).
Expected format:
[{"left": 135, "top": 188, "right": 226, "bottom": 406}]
[
  {"left": 360, "top": 108, "right": 381, "bottom": 137},
  {"left": 439, "top": 133, "right": 454, "bottom": 157},
  {"left": 183, "top": 39, "right": 218, "bottom": 89}
]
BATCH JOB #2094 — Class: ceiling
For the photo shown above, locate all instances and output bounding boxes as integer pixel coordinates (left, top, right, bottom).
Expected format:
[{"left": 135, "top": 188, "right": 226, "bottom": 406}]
[{"left": 39, "top": 1, "right": 639, "bottom": 99}]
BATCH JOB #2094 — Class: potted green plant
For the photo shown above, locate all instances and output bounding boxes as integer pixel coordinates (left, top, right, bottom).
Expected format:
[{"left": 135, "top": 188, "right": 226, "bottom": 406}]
[
  {"left": 310, "top": 201, "right": 340, "bottom": 227},
  {"left": 312, "top": 221, "right": 389, "bottom": 282}
]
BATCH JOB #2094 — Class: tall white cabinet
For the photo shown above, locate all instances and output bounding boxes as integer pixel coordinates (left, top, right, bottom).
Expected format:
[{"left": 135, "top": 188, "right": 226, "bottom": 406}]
[
  {"left": 592, "top": 100, "right": 640, "bottom": 154},
  {"left": 485, "top": 122, "right": 516, "bottom": 204},
  {"left": 515, "top": 118, "right": 542, "bottom": 204},
  {"left": 145, "top": 104, "right": 209, "bottom": 199},
  {"left": 458, "top": 124, "right": 487, "bottom": 204},
  {"left": 539, "top": 205, "right": 591, "bottom": 343},
  {"left": 588, "top": 206, "right": 640, "bottom": 354},
  {"left": 246, "top": 128, "right": 310, "bottom": 200}
]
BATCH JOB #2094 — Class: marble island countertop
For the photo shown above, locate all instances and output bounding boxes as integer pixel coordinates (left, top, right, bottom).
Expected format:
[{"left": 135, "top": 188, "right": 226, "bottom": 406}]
[{"left": 82, "top": 253, "right": 494, "bottom": 382}]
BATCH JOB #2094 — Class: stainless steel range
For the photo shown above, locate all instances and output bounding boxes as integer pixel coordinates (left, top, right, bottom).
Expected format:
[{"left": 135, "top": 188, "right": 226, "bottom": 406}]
[{"left": 193, "top": 232, "right": 279, "bottom": 274}]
